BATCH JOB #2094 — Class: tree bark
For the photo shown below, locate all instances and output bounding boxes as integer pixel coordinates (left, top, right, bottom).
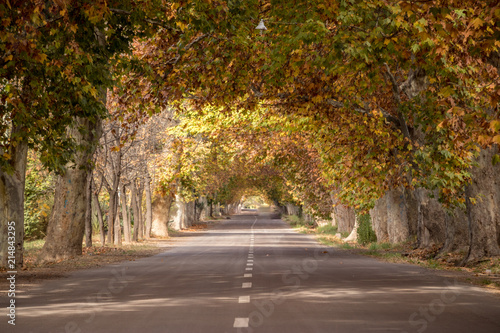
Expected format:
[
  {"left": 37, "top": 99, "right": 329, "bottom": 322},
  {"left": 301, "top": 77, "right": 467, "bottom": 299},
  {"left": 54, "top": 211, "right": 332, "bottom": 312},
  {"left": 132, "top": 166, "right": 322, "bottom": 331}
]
[
  {"left": 151, "top": 195, "right": 173, "bottom": 237},
  {"left": 106, "top": 191, "right": 117, "bottom": 245},
  {"left": 0, "top": 130, "right": 28, "bottom": 269},
  {"left": 144, "top": 174, "right": 153, "bottom": 239},
  {"left": 137, "top": 180, "right": 144, "bottom": 239},
  {"left": 131, "top": 180, "right": 140, "bottom": 242},
  {"left": 386, "top": 188, "right": 410, "bottom": 243},
  {"left": 92, "top": 192, "right": 106, "bottom": 245},
  {"left": 114, "top": 199, "right": 122, "bottom": 246},
  {"left": 120, "top": 184, "right": 131, "bottom": 243},
  {"left": 85, "top": 173, "right": 93, "bottom": 247},
  {"left": 462, "top": 146, "right": 500, "bottom": 264},
  {"left": 38, "top": 116, "right": 101, "bottom": 263}
]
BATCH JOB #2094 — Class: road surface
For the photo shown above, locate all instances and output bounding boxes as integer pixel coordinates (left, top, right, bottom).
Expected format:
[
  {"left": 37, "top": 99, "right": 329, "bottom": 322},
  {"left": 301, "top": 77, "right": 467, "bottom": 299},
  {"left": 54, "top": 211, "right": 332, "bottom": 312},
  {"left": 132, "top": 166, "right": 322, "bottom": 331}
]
[{"left": 2, "top": 211, "right": 500, "bottom": 332}]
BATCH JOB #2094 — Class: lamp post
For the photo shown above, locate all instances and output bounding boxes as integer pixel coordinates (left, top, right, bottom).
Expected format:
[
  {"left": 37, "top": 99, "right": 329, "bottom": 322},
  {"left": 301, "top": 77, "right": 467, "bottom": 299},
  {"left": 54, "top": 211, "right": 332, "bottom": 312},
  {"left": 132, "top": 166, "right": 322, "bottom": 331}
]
[{"left": 255, "top": 19, "right": 267, "bottom": 35}]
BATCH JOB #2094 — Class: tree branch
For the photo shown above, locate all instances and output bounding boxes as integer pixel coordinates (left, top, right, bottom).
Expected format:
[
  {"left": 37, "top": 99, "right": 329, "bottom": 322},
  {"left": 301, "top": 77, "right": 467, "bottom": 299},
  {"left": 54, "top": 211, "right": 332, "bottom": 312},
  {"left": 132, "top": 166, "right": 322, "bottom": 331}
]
[
  {"left": 383, "top": 63, "right": 412, "bottom": 141},
  {"left": 109, "top": 8, "right": 180, "bottom": 32},
  {"left": 326, "top": 99, "right": 400, "bottom": 128}
]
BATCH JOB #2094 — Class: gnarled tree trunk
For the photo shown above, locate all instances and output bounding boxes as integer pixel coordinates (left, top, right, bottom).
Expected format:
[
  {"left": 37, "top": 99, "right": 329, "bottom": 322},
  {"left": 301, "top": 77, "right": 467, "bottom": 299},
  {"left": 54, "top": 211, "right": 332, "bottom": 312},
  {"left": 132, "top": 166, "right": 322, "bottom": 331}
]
[
  {"left": 38, "top": 117, "right": 101, "bottom": 263},
  {"left": 152, "top": 195, "right": 173, "bottom": 237},
  {"left": 0, "top": 131, "right": 28, "bottom": 269},
  {"left": 462, "top": 146, "right": 500, "bottom": 264},
  {"left": 386, "top": 188, "right": 409, "bottom": 243}
]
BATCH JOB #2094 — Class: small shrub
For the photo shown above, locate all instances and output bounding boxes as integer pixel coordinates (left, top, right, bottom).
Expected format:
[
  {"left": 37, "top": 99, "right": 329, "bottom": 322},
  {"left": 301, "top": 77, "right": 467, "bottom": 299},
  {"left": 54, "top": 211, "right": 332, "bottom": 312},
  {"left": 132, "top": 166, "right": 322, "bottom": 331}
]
[
  {"left": 286, "top": 214, "right": 307, "bottom": 227},
  {"left": 357, "top": 214, "right": 377, "bottom": 245},
  {"left": 341, "top": 243, "right": 353, "bottom": 250},
  {"left": 380, "top": 242, "right": 392, "bottom": 250},
  {"left": 317, "top": 224, "right": 338, "bottom": 235}
]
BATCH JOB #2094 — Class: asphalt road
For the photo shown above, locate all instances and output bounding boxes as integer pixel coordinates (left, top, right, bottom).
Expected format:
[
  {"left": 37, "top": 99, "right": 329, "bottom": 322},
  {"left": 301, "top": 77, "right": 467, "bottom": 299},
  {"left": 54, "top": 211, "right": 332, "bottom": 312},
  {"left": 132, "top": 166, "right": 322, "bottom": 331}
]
[{"left": 2, "top": 211, "right": 500, "bottom": 333}]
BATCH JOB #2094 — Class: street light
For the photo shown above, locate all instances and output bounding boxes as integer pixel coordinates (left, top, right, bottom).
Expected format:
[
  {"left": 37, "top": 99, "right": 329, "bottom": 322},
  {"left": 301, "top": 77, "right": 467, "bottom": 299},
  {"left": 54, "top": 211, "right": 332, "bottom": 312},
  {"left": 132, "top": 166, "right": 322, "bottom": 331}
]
[{"left": 255, "top": 19, "right": 267, "bottom": 35}]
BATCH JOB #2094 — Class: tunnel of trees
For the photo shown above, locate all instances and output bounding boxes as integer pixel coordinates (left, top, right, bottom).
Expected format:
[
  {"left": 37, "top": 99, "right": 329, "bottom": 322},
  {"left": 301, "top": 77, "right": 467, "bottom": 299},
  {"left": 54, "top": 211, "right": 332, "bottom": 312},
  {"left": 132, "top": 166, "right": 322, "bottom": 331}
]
[{"left": 1, "top": 0, "right": 499, "bottom": 269}]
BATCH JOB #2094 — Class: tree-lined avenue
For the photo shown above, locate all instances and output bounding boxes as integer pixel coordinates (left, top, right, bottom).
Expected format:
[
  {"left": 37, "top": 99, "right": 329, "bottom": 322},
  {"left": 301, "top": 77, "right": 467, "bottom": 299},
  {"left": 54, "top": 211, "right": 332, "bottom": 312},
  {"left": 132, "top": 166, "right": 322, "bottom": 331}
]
[{"left": 2, "top": 211, "right": 499, "bottom": 333}]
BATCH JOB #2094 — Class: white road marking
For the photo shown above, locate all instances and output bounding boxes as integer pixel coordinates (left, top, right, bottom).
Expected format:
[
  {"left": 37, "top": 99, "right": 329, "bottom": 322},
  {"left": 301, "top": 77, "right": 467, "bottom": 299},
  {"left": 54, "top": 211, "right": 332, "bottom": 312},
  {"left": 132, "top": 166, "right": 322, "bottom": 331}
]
[
  {"left": 234, "top": 318, "right": 249, "bottom": 328},
  {"left": 242, "top": 282, "right": 252, "bottom": 288},
  {"left": 247, "top": 263, "right": 253, "bottom": 266},
  {"left": 246, "top": 267, "right": 253, "bottom": 271},
  {"left": 247, "top": 259, "right": 254, "bottom": 262},
  {"left": 238, "top": 296, "right": 250, "bottom": 303},
  {"left": 244, "top": 274, "right": 252, "bottom": 278}
]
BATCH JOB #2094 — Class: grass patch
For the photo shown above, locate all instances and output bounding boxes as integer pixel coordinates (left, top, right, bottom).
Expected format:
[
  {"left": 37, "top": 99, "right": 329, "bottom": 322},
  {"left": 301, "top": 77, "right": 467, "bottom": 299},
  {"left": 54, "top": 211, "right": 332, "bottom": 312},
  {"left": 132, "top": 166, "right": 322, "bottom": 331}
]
[
  {"left": 24, "top": 239, "right": 45, "bottom": 252},
  {"left": 341, "top": 242, "right": 355, "bottom": 250},
  {"left": 478, "top": 278, "right": 493, "bottom": 286},
  {"left": 317, "top": 224, "right": 338, "bottom": 235},
  {"left": 317, "top": 235, "right": 341, "bottom": 247},
  {"left": 380, "top": 242, "right": 392, "bottom": 250},
  {"left": 283, "top": 214, "right": 315, "bottom": 229}
]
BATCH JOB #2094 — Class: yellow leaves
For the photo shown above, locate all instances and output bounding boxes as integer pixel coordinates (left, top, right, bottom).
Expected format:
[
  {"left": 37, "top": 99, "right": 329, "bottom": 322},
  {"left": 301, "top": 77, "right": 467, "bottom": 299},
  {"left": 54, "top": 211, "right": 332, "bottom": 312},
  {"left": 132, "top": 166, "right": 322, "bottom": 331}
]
[
  {"left": 493, "top": 135, "right": 500, "bottom": 145},
  {"left": 470, "top": 17, "right": 484, "bottom": 29},
  {"left": 176, "top": 21, "right": 188, "bottom": 31},
  {"left": 439, "top": 86, "right": 454, "bottom": 98},
  {"left": 35, "top": 52, "right": 48, "bottom": 63},
  {"left": 490, "top": 120, "right": 500, "bottom": 132},
  {"left": 3, "top": 152, "right": 11, "bottom": 160},
  {"left": 311, "top": 95, "right": 324, "bottom": 104}
]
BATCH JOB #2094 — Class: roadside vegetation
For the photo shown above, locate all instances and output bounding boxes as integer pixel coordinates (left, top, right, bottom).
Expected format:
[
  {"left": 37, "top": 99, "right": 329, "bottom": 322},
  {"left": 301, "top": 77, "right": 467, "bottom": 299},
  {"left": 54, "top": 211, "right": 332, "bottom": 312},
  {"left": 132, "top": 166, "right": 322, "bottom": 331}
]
[{"left": 283, "top": 214, "right": 500, "bottom": 291}]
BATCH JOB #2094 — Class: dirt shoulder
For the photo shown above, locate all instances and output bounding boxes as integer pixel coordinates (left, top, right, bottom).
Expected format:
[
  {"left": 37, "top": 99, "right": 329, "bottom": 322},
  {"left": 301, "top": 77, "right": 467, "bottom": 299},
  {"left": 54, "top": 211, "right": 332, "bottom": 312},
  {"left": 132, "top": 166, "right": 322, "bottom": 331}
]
[{"left": 0, "top": 220, "right": 216, "bottom": 297}]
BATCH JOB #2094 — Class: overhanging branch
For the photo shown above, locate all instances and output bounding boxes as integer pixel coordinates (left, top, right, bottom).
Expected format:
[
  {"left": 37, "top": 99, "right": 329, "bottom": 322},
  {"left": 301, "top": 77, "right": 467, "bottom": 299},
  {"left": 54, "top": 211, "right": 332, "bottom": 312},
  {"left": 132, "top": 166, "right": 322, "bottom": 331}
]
[{"left": 326, "top": 99, "right": 400, "bottom": 128}]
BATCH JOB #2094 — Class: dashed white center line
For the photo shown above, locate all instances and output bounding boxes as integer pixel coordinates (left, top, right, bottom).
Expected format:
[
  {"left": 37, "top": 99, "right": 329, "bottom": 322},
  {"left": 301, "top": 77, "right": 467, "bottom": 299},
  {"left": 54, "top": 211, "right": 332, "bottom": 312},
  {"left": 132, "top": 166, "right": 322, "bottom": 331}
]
[
  {"left": 242, "top": 282, "right": 252, "bottom": 288},
  {"left": 244, "top": 273, "right": 252, "bottom": 278},
  {"left": 234, "top": 318, "right": 249, "bottom": 328},
  {"left": 247, "top": 263, "right": 253, "bottom": 266},
  {"left": 247, "top": 259, "right": 254, "bottom": 262},
  {"left": 238, "top": 296, "right": 250, "bottom": 303},
  {"left": 246, "top": 267, "right": 253, "bottom": 271}
]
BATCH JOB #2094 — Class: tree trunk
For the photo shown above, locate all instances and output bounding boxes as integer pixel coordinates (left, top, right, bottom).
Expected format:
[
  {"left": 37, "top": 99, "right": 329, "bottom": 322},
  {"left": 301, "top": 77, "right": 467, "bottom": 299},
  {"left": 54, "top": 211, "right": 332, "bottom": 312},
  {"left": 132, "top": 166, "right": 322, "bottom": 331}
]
[
  {"left": 131, "top": 180, "right": 140, "bottom": 242},
  {"left": 152, "top": 195, "right": 173, "bottom": 237},
  {"left": 85, "top": 173, "right": 93, "bottom": 247},
  {"left": 120, "top": 184, "right": 131, "bottom": 243},
  {"left": 93, "top": 192, "right": 106, "bottom": 245},
  {"left": 344, "top": 215, "right": 359, "bottom": 242},
  {"left": 38, "top": 117, "right": 101, "bottom": 263},
  {"left": 171, "top": 194, "right": 185, "bottom": 230},
  {"left": 386, "top": 188, "right": 410, "bottom": 243},
  {"left": 144, "top": 174, "right": 153, "bottom": 239},
  {"left": 106, "top": 191, "right": 117, "bottom": 245},
  {"left": 0, "top": 133, "right": 28, "bottom": 269},
  {"left": 114, "top": 199, "right": 122, "bottom": 246},
  {"left": 334, "top": 203, "right": 356, "bottom": 234},
  {"left": 370, "top": 196, "right": 388, "bottom": 242},
  {"left": 462, "top": 146, "right": 500, "bottom": 264},
  {"left": 137, "top": 181, "right": 144, "bottom": 239}
]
